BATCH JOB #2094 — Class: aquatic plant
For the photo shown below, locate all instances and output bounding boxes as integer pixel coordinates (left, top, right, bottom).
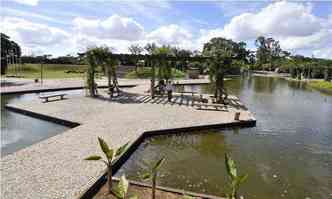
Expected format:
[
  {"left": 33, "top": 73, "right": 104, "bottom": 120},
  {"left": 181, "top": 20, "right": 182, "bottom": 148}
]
[
  {"left": 85, "top": 137, "right": 129, "bottom": 194},
  {"left": 112, "top": 175, "right": 138, "bottom": 199},
  {"left": 141, "top": 157, "right": 166, "bottom": 199},
  {"left": 225, "top": 153, "right": 248, "bottom": 199}
]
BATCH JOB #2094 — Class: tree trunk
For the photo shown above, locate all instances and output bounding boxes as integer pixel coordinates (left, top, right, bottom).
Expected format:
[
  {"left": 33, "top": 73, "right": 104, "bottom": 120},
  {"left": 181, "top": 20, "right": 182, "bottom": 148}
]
[
  {"left": 215, "top": 71, "right": 224, "bottom": 104},
  {"left": 151, "top": 60, "right": 155, "bottom": 99}
]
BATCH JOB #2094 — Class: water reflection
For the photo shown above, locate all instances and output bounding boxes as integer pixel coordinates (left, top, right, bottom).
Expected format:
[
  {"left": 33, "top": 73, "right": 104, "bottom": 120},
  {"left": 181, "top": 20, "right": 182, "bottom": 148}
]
[
  {"left": 1, "top": 90, "right": 83, "bottom": 156},
  {"left": 117, "top": 76, "right": 332, "bottom": 199}
]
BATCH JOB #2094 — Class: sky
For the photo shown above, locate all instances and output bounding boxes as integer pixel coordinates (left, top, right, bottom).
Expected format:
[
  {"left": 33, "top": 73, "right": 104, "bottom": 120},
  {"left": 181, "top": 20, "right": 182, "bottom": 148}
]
[{"left": 1, "top": 0, "right": 332, "bottom": 59}]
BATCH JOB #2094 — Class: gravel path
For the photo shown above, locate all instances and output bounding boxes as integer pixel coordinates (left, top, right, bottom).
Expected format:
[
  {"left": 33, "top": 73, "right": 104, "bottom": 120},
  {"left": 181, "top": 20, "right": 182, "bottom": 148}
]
[{"left": 1, "top": 82, "right": 254, "bottom": 199}]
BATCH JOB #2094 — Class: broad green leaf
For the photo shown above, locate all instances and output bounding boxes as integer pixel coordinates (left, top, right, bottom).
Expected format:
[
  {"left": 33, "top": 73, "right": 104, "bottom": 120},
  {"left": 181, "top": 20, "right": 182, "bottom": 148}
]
[
  {"left": 237, "top": 174, "right": 248, "bottom": 184},
  {"left": 225, "top": 153, "right": 237, "bottom": 179},
  {"left": 117, "top": 175, "right": 129, "bottom": 198},
  {"left": 115, "top": 142, "right": 130, "bottom": 157},
  {"left": 111, "top": 188, "right": 122, "bottom": 199},
  {"left": 98, "top": 137, "right": 111, "bottom": 155},
  {"left": 128, "top": 195, "right": 138, "bottom": 199},
  {"left": 153, "top": 157, "right": 166, "bottom": 171},
  {"left": 85, "top": 155, "right": 102, "bottom": 161},
  {"left": 106, "top": 149, "right": 114, "bottom": 161},
  {"left": 141, "top": 172, "right": 151, "bottom": 180}
]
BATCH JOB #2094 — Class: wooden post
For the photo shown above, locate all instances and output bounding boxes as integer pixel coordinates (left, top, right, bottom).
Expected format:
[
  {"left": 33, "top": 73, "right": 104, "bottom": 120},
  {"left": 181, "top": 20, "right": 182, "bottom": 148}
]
[
  {"left": 234, "top": 112, "right": 240, "bottom": 120},
  {"left": 151, "top": 59, "right": 155, "bottom": 99}
]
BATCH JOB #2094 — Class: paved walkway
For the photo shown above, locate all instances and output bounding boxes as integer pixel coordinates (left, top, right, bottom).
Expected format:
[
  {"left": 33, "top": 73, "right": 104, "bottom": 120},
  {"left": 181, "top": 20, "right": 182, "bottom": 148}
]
[
  {"left": 0, "top": 77, "right": 211, "bottom": 94},
  {"left": 1, "top": 82, "right": 254, "bottom": 199}
]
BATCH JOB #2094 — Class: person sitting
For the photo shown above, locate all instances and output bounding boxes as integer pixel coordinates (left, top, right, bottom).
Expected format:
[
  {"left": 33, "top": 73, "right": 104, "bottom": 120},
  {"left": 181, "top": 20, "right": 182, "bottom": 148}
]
[{"left": 158, "top": 80, "right": 166, "bottom": 96}]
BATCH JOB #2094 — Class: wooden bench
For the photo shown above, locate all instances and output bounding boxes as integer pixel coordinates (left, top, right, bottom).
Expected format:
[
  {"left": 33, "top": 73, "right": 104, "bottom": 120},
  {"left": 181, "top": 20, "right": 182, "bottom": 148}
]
[
  {"left": 196, "top": 102, "right": 226, "bottom": 111},
  {"left": 177, "top": 91, "right": 198, "bottom": 106},
  {"left": 39, "top": 93, "right": 66, "bottom": 103}
]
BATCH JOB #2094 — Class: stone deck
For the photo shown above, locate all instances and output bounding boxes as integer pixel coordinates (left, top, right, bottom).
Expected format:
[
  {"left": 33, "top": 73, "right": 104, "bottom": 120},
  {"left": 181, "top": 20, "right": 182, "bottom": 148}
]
[{"left": 1, "top": 85, "right": 255, "bottom": 199}]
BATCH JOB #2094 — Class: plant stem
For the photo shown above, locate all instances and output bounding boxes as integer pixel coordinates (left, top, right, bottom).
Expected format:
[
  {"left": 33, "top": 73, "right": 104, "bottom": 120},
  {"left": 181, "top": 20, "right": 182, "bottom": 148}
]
[
  {"left": 108, "top": 165, "right": 112, "bottom": 194},
  {"left": 152, "top": 172, "right": 157, "bottom": 199}
]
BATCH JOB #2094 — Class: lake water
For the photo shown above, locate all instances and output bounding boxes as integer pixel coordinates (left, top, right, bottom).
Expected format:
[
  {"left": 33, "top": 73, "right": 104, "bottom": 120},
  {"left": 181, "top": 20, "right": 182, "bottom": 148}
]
[
  {"left": 1, "top": 90, "right": 83, "bottom": 156},
  {"left": 117, "top": 76, "right": 332, "bottom": 199}
]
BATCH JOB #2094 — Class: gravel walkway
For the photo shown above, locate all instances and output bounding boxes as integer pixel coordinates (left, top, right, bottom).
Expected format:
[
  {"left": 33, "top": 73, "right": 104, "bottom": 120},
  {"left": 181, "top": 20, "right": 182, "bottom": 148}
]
[{"left": 1, "top": 82, "right": 254, "bottom": 199}]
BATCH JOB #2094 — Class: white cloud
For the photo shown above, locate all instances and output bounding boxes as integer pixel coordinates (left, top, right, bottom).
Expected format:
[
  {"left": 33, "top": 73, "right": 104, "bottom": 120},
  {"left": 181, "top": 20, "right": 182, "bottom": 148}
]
[
  {"left": 220, "top": 1, "right": 324, "bottom": 41},
  {"left": 12, "top": 0, "right": 39, "bottom": 6},
  {"left": 313, "top": 48, "right": 332, "bottom": 59},
  {"left": 147, "top": 24, "right": 193, "bottom": 48},
  {"left": 2, "top": 7, "right": 67, "bottom": 25},
  {"left": 198, "top": 1, "right": 332, "bottom": 58},
  {"left": 2, "top": 17, "right": 72, "bottom": 56},
  {"left": 73, "top": 15, "right": 144, "bottom": 41}
]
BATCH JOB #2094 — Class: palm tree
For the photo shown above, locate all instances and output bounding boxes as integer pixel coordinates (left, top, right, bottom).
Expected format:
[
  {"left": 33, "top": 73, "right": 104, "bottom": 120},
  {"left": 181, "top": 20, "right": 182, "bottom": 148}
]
[{"left": 85, "top": 48, "right": 99, "bottom": 97}]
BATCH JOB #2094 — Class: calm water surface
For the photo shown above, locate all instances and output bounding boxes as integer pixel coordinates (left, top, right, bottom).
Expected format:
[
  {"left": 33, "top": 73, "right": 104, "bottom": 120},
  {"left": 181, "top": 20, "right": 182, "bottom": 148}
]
[
  {"left": 117, "top": 76, "right": 332, "bottom": 199},
  {"left": 1, "top": 90, "right": 83, "bottom": 156}
]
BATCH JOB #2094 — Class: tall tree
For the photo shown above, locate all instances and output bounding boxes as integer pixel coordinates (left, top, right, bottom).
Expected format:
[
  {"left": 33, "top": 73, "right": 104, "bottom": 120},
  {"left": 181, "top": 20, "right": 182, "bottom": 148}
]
[
  {"left": 1, "top": 33, "right": 21, "bottom": 74},
  {"left": 203, "top": 37, "right": 248, "bottom": 103},
  {"left": 144, "top": 43, "right": 157, "bottom": 55},
  {"left": 128, "top": 44, "right": 143, "bottom": 73},
  {"left": 255, "top": 36, "right": 283, "bottom": 71}
]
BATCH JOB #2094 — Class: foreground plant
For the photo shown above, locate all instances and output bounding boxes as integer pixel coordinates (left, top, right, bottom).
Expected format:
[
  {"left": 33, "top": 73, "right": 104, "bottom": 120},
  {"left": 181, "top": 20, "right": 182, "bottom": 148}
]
[
  {"left": 112, "top": 175, "right": 138, "bottom": 199},
  {"left": 85, "top": 137, "right": 129, "bottom": 194},
  {"left": 141, "top": 157, "right": 166, "bottom": 199},
  {"left": 225, "top": 153, "right": 248, "bottom": 199}
]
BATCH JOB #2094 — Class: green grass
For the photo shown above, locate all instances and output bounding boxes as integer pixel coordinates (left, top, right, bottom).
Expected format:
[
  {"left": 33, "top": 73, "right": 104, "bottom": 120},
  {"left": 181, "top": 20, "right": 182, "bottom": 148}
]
[
  {"left": 4, "top": 63, "right": 90, "bottom": 79},
  {"left": 307, "top": 80, "right": 332, "bottom": 94},
  {"left": 125, "top": 67, "right": 186, "bottom": 79}
]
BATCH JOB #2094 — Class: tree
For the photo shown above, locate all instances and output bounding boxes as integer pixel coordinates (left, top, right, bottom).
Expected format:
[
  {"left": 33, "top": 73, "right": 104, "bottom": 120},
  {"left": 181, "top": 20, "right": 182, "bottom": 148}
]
[
  {"left": 153, "top": 45, "right": 174, "bottom": 81},
  {"left": 203, "top": 37, "right": 248, "bottom": 103},
  {"left": 128, "top": 44, "right": 144, "bottom": 73},
  {"left": 255, "top": 36, "right": 283, "bottom": 71},
  {"left": 85, "top": 48, "right": 99, "bottom": 97},
  {"left": 141, "top": 157, "right": 166, "bottom": 199},
  {"left": 144, "top": 43, "right": 157, "bottom": 55},
  {"left": 91, "top": 46, "right": 120, "bottom": 97},
  {"left": 85, "top": 137, "right": 129, "bottom": 194},
  {"left": 1, "top": 33, "right": 21, "bottom": 74}
]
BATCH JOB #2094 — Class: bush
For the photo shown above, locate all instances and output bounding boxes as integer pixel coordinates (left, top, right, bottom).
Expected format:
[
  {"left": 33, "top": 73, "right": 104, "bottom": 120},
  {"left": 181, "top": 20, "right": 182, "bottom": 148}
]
[{"left": 125, "top": 67, "right": 185, "bottom": 79}]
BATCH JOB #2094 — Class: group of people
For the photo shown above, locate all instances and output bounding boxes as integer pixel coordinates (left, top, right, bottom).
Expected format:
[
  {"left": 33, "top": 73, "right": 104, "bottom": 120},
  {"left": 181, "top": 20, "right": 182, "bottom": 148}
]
[{"left": 158, "top": 79, "right": 174, "bottom": 102}]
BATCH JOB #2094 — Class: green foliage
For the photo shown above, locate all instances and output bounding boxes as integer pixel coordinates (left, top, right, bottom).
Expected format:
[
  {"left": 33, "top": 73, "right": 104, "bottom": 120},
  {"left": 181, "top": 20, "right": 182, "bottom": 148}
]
[
  {"left": 128, "top": 44, "right": 144, "bottom": 55},
  {"left": 125, "top": 67, "right": 185, "bottom": 79},
  {"left": 203, "top": 37, "right": 248, "bottom": 102},
  {"left": 112, "top": 175, "right": 138, "bottom": 199},
  {"left": 85, "top": 155, "right": 102, "bottom": 161},
  {"left": 225, "top": 153, "right": 248, "bottom": 199},
  {"left": 140, "top": 157, "right": 166, "bottom": 199},
  {"left": 85, "top": 137, "right": 129, "bottom": 194},
  {"left": 85, "top": 137, "right": 129, "bottom": 163},
  {"left": 1, "top": 33, "right": 21, "bottom": 74},
  {"left": 4, "top": 63, "right": 89, "bottom": 79},
  {"left": 307, "top": 80, "right": 332, "bottom": 94}
]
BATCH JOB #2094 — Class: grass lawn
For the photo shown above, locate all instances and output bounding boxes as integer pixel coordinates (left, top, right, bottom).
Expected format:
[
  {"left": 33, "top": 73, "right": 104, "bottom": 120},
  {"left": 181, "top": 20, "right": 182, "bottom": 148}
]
[
  {"left": 4, "top": 63, "right": 90, "bottom": 79},
  {"left": 307, "top": 80, "right": 332, "bottom": 94},
  {"left": 125, "top": 67, "right": 186, "bottom": 79}
]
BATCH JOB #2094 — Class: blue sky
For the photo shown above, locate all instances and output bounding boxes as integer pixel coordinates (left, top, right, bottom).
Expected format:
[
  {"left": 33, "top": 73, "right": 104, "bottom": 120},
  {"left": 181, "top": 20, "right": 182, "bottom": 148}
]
[{"left": 2, "top": 0, "right": 332, "bottom": 58}]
